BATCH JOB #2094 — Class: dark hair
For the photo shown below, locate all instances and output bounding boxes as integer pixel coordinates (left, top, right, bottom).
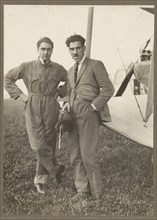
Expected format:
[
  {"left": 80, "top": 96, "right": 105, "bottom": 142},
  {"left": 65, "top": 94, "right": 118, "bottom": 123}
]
[
  {"left": 65, "top": 34, "right": 85, "bottom": 47},
  {"left": 37, "top": 37, "right": 54, "bottom": 49}
]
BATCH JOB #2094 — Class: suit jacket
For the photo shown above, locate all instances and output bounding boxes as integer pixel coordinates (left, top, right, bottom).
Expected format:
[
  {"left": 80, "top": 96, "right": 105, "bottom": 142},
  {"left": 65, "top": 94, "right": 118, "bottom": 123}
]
[{"left": 64, "top": 57, "right": 115, "bottom": 122}]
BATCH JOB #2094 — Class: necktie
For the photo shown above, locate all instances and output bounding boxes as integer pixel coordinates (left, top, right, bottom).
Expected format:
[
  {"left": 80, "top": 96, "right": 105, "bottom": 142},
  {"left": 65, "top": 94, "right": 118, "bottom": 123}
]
[{"left": 74, "top": 62, "right": 79, "bottom": 83}]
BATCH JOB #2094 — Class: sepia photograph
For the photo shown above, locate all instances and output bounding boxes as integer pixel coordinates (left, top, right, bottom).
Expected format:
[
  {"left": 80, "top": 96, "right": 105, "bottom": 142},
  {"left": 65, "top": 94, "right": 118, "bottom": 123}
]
[{"left": 1, "top": 1, "right": 156, "bottom": 219}]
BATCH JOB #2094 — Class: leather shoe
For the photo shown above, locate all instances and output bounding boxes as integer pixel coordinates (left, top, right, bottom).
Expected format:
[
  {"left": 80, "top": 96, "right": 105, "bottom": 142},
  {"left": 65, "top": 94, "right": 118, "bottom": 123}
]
[
  {"left": 55, "top": 164, "right": 65, "bottom": 184},
  {"left": 35, "top": 183, "right": 45, "bottom": 194}
]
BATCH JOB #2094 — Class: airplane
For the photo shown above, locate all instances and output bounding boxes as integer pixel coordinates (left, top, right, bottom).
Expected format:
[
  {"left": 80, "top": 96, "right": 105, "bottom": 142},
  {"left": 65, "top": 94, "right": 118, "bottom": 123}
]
[{"left": 85, "top": 6, "right": 154, "bottom": 148}]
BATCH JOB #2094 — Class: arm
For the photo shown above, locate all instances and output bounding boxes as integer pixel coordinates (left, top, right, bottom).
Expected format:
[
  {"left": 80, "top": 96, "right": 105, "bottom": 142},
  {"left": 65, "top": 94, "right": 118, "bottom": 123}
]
[
  {"left": 92, "top": 61, "right": 115, "bottom": 111},
  {"left": 60, "top": 65, "right": 67, "bottom": 82},
  {"left": 62, "top": 73, "right": 71, "bottom": 112},
  {"left": 58, "top": 66, "right": 68, "bottom": 98},
  {"left": 4, "top": 63, "right": 28, "bottom": 102}
]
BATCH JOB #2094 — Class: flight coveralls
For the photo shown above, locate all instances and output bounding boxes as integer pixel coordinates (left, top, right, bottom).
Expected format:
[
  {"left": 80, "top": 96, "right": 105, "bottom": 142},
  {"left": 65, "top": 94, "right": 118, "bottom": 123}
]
[{"left": 5, "top": 59, "right": 67, "bottom": 184}]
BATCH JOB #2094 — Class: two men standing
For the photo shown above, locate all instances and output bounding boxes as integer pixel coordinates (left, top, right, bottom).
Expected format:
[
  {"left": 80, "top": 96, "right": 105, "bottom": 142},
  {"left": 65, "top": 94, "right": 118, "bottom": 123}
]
[{"left": 5, "top": 34, "right": 114, "bottom": 203}]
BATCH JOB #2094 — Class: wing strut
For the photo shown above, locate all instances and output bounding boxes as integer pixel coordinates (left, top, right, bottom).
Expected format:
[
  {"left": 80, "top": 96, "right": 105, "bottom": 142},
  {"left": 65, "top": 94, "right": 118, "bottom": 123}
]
[{"left": 86, "top": 7, "right": 94, "bottom": 58}]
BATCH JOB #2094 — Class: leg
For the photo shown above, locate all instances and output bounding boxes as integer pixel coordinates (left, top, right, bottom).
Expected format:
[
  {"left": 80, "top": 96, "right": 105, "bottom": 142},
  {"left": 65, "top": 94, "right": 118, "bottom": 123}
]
[
  {"left": 25, "top": 96, "right": 64, "bottom": 187},
  {"left": 68, "top": 119, "right": 90, "bottom": 194},
  {"left": 34, "top": 156, "right": 49, "bottom": 185},
  {"left": 75, "top": 100, "right": 103, "bottom": 195},
  {"left": 42, "top": 97, "right": 65, "bottom": 183}
]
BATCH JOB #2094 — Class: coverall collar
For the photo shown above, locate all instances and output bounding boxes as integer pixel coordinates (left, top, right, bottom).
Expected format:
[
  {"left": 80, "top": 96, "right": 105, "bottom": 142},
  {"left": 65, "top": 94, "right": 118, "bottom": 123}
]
[{"left": 37, "top": 57, "right": 53, "bottom": 67}]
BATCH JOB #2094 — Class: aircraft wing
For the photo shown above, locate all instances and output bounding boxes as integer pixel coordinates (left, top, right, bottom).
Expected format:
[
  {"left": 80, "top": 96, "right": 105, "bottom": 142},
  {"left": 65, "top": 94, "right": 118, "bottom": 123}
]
[{"left": 103, "top": 95, "right": 153, "bottom": 148}]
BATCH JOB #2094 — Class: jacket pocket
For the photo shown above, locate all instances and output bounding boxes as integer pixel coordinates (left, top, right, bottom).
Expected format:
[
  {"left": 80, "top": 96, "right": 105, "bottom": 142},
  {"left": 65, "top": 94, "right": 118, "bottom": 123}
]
[{"left": 98, "top": 104, "right": 111, "bottom": 122}]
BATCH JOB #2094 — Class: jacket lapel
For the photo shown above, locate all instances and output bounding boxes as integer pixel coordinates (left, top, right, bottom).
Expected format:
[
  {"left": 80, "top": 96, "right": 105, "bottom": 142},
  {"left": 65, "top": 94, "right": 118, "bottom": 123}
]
[
  {"left": 72, "top": 65, "right": 75, "bottom": 84},
  {"left": 76, "top": 57, "right": 88, "bottom": 84}
]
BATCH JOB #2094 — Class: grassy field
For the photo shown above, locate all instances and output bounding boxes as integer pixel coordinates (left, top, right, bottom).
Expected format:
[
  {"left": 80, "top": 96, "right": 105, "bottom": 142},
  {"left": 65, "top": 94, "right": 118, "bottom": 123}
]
[{"left": 3, "top": 98, "right": 154, "bottom": 217}]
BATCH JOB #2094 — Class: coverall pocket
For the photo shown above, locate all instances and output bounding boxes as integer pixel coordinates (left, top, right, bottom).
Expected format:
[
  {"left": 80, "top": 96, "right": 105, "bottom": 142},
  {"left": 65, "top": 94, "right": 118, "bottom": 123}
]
[
  {"left": 28, "top": 73, "right": 39, "bottom": 82},
  {"left": 28, "top": 75, "right": 39, "bottom": 92}
]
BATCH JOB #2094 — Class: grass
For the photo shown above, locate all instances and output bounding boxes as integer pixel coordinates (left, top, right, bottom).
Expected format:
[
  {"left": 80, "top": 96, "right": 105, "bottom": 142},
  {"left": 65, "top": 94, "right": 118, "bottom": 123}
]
[{"left": 2, "top": 98, "right": 154, "bottom": 217}]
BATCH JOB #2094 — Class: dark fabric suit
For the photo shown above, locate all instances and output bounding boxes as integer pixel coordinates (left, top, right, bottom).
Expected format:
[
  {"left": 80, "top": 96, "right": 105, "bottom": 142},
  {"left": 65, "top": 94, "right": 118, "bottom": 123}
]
[{"left": 65, "top": 57, "right": 114, "bottom": 194}]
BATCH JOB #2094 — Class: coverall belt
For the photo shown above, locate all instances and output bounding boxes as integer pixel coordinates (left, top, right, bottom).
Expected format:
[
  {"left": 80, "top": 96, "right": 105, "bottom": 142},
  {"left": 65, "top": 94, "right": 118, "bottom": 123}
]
[{"left": 29, "top": 92, "right": 55, "bottom": 97}]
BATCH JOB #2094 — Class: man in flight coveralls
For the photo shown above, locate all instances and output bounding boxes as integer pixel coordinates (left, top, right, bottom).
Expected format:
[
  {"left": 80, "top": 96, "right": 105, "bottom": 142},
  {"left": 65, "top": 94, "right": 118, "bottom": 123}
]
[{"left": 4, "top": 37, "right": 67, "bottom": 194}]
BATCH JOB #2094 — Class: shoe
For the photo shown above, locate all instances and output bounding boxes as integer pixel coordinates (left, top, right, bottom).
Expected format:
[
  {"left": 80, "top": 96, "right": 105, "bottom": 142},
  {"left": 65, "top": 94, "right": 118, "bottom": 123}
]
[
  {"left": 35, "top": 184, "right": 45, "bottom": 194},
  {"left": 55, "top": 164, "right": 65, "bottom": 184},
  {"left": 70, "top": 192, "right": 88, "bottom": 205}
]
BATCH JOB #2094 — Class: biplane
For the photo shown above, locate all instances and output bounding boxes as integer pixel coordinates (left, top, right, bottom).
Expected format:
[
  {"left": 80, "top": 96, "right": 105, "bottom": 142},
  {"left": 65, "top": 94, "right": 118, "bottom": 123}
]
[{"left": 85, "top": 7, "right": 154, "bottom": 148}]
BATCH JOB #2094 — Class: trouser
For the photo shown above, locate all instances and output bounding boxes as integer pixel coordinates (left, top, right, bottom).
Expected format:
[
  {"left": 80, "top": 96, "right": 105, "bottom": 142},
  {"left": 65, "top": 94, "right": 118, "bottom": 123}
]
[
  {"left": 33, "top": 130, "right": 58, "bottom": 185},
  {"left": 24, "top": 95, "right": 60, "bottom": 184},
  {"left": 68, "top": 99, "right": 103, "bottom": 195}
]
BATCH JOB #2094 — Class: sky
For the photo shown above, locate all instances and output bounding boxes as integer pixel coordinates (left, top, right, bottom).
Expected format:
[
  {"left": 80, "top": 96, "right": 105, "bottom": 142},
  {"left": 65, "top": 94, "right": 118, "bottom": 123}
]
[{"left": 3, "top": 5, "right": 154, "bottom": 98}]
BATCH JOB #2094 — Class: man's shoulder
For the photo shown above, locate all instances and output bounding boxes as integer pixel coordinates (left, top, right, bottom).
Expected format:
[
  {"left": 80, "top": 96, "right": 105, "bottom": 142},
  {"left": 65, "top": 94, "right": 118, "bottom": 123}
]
[
  {"left": 86, "top": 58, "right": 106, "bottom": 71},
  {"left": 21, "top": 60, "right": 37, "bottom": 66},
  {"left": 50, "top": 61, "right": 66, "bottom": 70},
  {"left": 50, "top": 61, "right": 59, "bottom": 66},
  {"left": 80, "top": 57, "right": 102, "bottom": 66},
  {"left": 87, "top": 57, "right": 102, "bottom": 64},
  {"left": 68, "top": 65, "right": 73, "bottom": 70}
]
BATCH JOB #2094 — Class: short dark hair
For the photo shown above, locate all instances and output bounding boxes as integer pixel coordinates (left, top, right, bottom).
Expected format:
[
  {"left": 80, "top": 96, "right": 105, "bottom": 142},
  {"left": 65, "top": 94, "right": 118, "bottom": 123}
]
[
  {"left": 65, "top": 34, "right": 85, "bottom": 47},
  {"left": 37, "top": 37, "right": 54, "bottom": 49}
]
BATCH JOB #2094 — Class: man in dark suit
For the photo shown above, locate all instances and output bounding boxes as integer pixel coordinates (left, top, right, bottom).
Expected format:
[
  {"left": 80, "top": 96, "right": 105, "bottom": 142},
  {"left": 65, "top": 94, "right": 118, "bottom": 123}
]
[{"left": 62, "top": 34, "right": 114, "bottom": 204}]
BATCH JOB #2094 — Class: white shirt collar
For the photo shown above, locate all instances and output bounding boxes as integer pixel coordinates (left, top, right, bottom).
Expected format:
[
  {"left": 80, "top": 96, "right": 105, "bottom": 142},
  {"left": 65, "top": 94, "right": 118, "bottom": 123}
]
[
  {"left": 78, "top": 55, "right": 86, "bottom": 66},
  {"left": 39, "top": 57, "right": 50, "bottom": 65},
  {"left": 39, "top": 57, "right": 45, "bottom": 64}
]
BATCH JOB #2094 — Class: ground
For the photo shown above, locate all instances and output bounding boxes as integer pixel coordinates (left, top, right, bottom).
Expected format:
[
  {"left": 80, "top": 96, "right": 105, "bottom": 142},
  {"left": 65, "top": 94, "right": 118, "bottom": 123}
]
[{"left": 2, "top": 98, "right": 154, "bottom": 217}]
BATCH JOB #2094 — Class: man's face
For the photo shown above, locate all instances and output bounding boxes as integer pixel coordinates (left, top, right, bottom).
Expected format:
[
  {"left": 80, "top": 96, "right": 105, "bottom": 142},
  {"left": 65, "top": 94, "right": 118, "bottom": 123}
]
[
  {"left": 69, "top": 41, "right": 85, "bottom": 63},
  {"left": 38, "top": 42, "right": 53, "bottom": 61}
]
